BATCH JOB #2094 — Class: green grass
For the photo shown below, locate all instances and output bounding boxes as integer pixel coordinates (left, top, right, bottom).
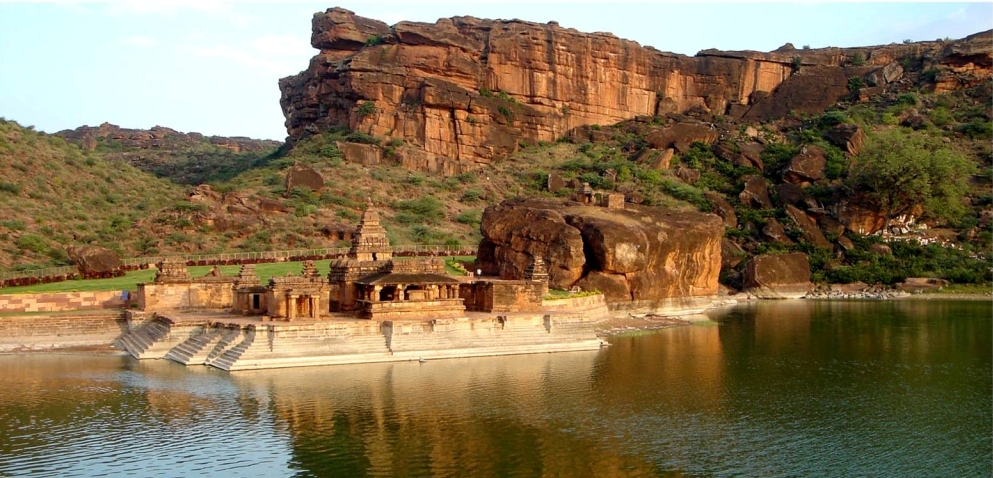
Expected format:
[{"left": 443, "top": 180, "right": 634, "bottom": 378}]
[
  {"left": 0, "top": 258, "right": 482, "bottom": 295},
  {"left": 0, "top": 260, "right": 338, "bottom": 295}
]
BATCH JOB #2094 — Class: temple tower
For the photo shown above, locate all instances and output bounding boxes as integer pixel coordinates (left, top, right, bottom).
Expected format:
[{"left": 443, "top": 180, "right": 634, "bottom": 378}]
[{"left": 348, "top": 198, "right": 392, "bottom": 262}]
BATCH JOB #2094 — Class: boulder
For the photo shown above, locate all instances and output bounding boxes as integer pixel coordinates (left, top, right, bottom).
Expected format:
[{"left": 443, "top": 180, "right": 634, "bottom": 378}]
[
  {"left": 739, "top": 176, "right": 774, "bottom": 209},
  {"left": 762, "top": 218, "right": 793, "bottom": 244},
  {"left": 645, "top": 123, "right": 719, "bottom": 151},
  {"left": 478, "top": 198, "right": 723, "bottom": 305},
  {"left": 776, "top": 183, "right": 805, "bottom": 207},
  {"left": 547, "top": 172, "right": 566, "bottom": 192},
  {"left": 721, "top": 238, "right": 747, "bottom": 269},
  {"left": 285, "top": 163, "right": 325, "bottom": 192},
  {"left": 742, "top": 252, "right": 812, "bottom": 299},
  {"left": 673, "top": 164, "right": 701, "bottom": 184},
  {"left": 705, "top": 191, "right": 737, "bottom": 228},
  {"left": 823, "top": 123, "right": 866, "bottom": 156},
  {"left": 869, "top": 243, "right": 893, "bottom": 256},
  {"left": 188, "top": 184, "right": 222, "bottom": 203},
  {"left": 783, "top": 146, "right": 826, "bottom": 184},
  {"left": 67, "top": 245, "right": 122, "bottom": 275},
  {"left": 837, "top": 235, "right": 856, "bottom": 251},
  {"left": 785, "top": 205, "right": 831, "bottom": 248}
]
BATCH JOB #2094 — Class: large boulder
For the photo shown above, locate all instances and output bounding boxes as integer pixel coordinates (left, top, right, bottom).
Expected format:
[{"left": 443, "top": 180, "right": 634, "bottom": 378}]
[
  {"left": 645, "top": 122, "right": 719, "bottom": 152},
  {"left": 739, "top": 176, "right": 774, "bottom": 209},
  {"left": 742, "top": 252, "right": 812, "bottom": 299},
  {"left": 823, "top": 123, "right": 866, "bottom": 156},
  {"left": 285, "top": 163, "right": 325, "bottom": 192},
  {"left": 478, "top": 198, "right": 723, "bottom": 308},
  {"left": 783, "top": 146, "right": 827, "bottom": 184},
  {"left": 785, "top": 205, "right": 831, "bottom": 248},
  {"left": 705, "top": 191, "right": 737, "bottom": 228},
  {"left": 67, "top": 245, "right": 122, "bottom": 275}
]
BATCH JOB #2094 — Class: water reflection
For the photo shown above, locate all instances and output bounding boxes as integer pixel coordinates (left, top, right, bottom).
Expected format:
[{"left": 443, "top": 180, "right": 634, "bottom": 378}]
[{"left": 0, "top": 300, "right": 989, "bottom": 477}]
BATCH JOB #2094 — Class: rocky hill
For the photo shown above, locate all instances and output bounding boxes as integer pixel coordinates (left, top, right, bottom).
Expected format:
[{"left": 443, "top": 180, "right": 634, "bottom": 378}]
[
  {"left": 56, "top": 123, "right": 282, "bottom": 185},
  {"left": 279, "top": 7, "right": 991, "bottom": 175}
]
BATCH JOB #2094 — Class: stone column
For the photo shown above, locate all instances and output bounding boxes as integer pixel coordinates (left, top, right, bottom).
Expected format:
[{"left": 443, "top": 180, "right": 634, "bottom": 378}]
[
  {"left": 288, "top": 294, "right": 297, "bottom": 320},
  {"left": 372, "top": 286, "right": 381, "bottom": 302},
  {"left": 396, "top": 285, "right": 406, "bottom": 302},
  {"left": 312, "top": 295, "right": 320, "bottom": 319}
]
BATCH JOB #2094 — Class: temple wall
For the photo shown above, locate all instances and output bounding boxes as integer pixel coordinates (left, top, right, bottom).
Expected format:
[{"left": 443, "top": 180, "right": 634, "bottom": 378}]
[{"left": 138, "top": 280, "right": 235, "bottom": 310}]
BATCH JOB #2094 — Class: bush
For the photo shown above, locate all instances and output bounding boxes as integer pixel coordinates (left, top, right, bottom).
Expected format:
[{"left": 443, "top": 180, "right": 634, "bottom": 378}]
[
  {"left": 460, "top": 189, "right": 484, "bottom": 203},
  {"left": 16, "top": 234, "right": 48, "bottom": 254},
  {"left": 660, "top": 178, "right": 710, "bottom": 211},
  {"left": 455, "top": 209, "right": 482, "bottom": 226},
  {"left": 847, "top": 76, "right": 865, "bottom": 93},
  {"left": 344, "top": 131, "right": 380, "bottom": 145},
  {"left": 357, "top": 101, "right": 377, "bottom": 117},
  {"left": 0, "top": 181, "right": 21, "bottom": 194},
  {"left": 394, "top": 196, "right": 445, "bottom": 224}
]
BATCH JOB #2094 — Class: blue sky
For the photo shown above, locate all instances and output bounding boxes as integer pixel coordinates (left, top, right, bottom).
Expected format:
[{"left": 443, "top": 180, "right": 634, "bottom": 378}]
[{"left": 1, "top": 1, "right": 990, "bottom": 141}]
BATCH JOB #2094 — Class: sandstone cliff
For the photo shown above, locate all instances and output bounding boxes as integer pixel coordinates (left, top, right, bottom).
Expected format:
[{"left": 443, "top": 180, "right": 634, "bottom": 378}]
[
  {"left": 279, "top": 7, "right": 991, "bottom": 174},
  {"left": 477, "top": 198, "right": 723, "bottom": 310}
]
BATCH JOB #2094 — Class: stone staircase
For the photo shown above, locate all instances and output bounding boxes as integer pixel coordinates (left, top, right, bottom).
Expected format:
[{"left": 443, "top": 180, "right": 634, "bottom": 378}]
[
  {"left": 164, "top": 328, "right": 224, "bottom": 366},
  {"left": 208, "top": 329, "right": 257, "bottom": 371},
  {"left": 118, "top": 317, "right": 174, "bottom": 359}
]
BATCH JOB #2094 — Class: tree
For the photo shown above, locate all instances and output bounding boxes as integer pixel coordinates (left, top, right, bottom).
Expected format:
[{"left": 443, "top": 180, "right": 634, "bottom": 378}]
[{"left": 846, "top": 129, "right": 975, "bottom": 223}]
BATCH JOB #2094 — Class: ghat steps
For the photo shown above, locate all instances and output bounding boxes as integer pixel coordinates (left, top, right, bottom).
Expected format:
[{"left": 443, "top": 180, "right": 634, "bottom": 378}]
[{"left": 118, "top": 313, "right": 604, "bottom": 371}]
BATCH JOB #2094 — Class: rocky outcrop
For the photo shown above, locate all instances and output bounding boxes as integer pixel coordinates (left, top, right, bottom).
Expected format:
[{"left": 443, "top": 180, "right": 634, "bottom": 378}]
[
  {"left": 742, "top": 252, "right": 812, "bottom": 299},
  {"left": 57, "top": 123, "right": 280, "bottom": 152},
  {"left": 67, "top": 245, "right": 122, "bottom": 275},
  {"left": 478, "top": 198, "right": 723, "bottom": 310},
  {"left": 280, "top": 7, "right": 992, "bottom": 174}
]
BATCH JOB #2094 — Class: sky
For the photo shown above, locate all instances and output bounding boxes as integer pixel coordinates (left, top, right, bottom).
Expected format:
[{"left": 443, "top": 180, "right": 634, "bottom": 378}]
[{"left": 1, "top": 1, "right": 990, "bottom": 141}]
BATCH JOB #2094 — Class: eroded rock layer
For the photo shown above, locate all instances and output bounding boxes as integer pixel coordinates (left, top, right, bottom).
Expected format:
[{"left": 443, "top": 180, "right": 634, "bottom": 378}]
[
  {"left": 279, "top": 8, "right": 991, "bottom": 174},
  {"left": 477, "top": 198, "right": 723, "bottom": 306}
]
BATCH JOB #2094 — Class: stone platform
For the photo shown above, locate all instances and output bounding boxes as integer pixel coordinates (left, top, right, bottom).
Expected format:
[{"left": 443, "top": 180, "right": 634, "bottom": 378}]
[{"left": 118, "top": 309, "right": 606, "bottom": 372}]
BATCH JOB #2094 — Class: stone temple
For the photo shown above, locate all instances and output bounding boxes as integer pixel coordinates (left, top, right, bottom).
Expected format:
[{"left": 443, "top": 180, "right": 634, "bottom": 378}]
[{"left": 120, "top": 201, "right": 607, "bottom": 371}]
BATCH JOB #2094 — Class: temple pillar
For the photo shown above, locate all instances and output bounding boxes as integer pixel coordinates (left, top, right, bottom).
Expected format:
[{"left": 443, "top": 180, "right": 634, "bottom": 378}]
[
  {"left": 288, "top": 294, "right": 297, "bottom": 320},
  {"left": 312, "top": 295, "right": 320, "bottom": 319},
  {"left": 372, "top": 285, "right": 381, "bottom": 301}
]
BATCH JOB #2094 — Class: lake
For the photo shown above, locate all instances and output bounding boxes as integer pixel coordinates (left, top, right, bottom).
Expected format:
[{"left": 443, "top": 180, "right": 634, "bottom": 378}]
[{"left": 1, "top": 300, "right": 989, "bottom": 477}]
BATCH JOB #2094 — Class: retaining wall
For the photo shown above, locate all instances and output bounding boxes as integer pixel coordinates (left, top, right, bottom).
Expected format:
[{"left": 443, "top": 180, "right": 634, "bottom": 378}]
[
  {"left": 0, "top": 291, "right": 127, "bottom": 313},
  {"left": 0, "top": 311, "right": 128, "bottom": 351}
]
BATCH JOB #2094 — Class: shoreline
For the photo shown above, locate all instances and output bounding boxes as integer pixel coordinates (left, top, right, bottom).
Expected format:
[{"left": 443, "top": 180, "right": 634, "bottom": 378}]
[{"left": 2, "top": 294, "right": 989, "bottom": 356}]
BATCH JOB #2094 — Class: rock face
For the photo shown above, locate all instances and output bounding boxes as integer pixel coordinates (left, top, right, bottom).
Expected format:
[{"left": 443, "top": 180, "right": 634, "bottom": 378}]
[
  {"left": 67, "top": 245, "right": 122, "bottom": 275},
  {"left": 280, "top": 8, "right": 992, "bottom": 174},
  {"left": 742, "top": 252, "right": 812, "bottom": 299},
  {"left": 478, "top": 198, "right": 723, "bottom": 309}
]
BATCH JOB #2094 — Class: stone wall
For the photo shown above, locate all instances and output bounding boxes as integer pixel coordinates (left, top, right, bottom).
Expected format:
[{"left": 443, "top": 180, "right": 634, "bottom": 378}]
[
  {"left": 137, "top": 281, "right": 235, "bottom": 310},
  {"left": 0, "top": 291, "right": 127, "bottom": 313},
  {"left": 461, "top": 280, "right": 545, "bottom": 313},
  {"left": 0, "top": 311, "right": 127, "bottom": 351}
]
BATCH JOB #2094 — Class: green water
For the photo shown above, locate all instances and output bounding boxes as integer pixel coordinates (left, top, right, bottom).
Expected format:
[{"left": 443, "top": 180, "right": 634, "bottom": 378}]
[{"left": 1, "top": 300, "right": 989, "bottom": 477}]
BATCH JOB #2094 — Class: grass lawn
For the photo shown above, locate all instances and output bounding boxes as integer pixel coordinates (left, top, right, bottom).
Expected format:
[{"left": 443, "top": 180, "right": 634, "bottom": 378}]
[{"left": 0, "top": 260, "right": 335, "bottom": 295}]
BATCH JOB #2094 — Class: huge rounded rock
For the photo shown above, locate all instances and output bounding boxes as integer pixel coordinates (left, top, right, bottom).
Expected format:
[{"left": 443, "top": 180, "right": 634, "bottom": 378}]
[{"left": 67, "top": 245, "right": 122, "bottom": 275}]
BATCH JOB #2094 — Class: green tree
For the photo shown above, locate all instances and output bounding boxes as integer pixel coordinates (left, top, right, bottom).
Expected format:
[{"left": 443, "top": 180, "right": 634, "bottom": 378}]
[{"left": 846, "top": 129, "right": 975, "bottom": 223}]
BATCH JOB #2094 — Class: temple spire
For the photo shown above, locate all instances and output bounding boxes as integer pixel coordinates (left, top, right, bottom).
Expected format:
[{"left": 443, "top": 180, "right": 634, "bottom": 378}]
[{"left": 348, "top": 199, "right": 392, "bottom": 261}]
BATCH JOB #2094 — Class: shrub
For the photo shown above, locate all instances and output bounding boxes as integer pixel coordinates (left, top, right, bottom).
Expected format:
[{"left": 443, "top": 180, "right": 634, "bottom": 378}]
[
  {"left": 344, "top": 131, "right": 380, "bottom": 145},
  {"left": 394, "top": 196, "right": 445, "bottom": 224},
  {"left": 365, "top": 35, "right": 384, "bottom": 46},
  {"left": 455, "top": 209, "right": 482, "bottom": 226},
  {"left": 850, "top": 53, "right": 865, "bottom": 66},
  {"left": 0, "top": 181, "right": 21, "bottom": 194},
  {"left": 460, "top": 189, "right": 484, "bottom": 203},
  {"left": 357, "top": 101, "right": 377, "bottom": 117},
  {"left": 847, "top": 76, "right": 865, "bottom": 93},
  {"left": 957, "top": 120, "right": 992, "bottom": 139},
  {"left": 16, "top": 234, "right": 48, "bottom": 254},
  {"left": 660, "top": 178, "right": 710, "bottom": 211}
]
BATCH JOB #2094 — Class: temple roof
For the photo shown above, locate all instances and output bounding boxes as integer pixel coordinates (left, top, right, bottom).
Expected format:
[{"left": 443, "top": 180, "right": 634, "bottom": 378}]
[{"left": 355, "top": 272, "right": 460, "bottom": 285}]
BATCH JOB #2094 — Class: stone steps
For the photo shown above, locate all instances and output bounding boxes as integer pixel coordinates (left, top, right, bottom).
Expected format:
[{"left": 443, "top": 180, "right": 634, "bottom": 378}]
[
  {"left": 164, "top": 328, "right": 223, "bottom": 366},
  {"left": 203, "top": 329, "right": 245, "bottom": 365},
  {"left": 208, "top": 330, "right": 256, "bottom": 371},
  {"left": 118, "top": 318, "right": 172, "bottom": 359}
]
